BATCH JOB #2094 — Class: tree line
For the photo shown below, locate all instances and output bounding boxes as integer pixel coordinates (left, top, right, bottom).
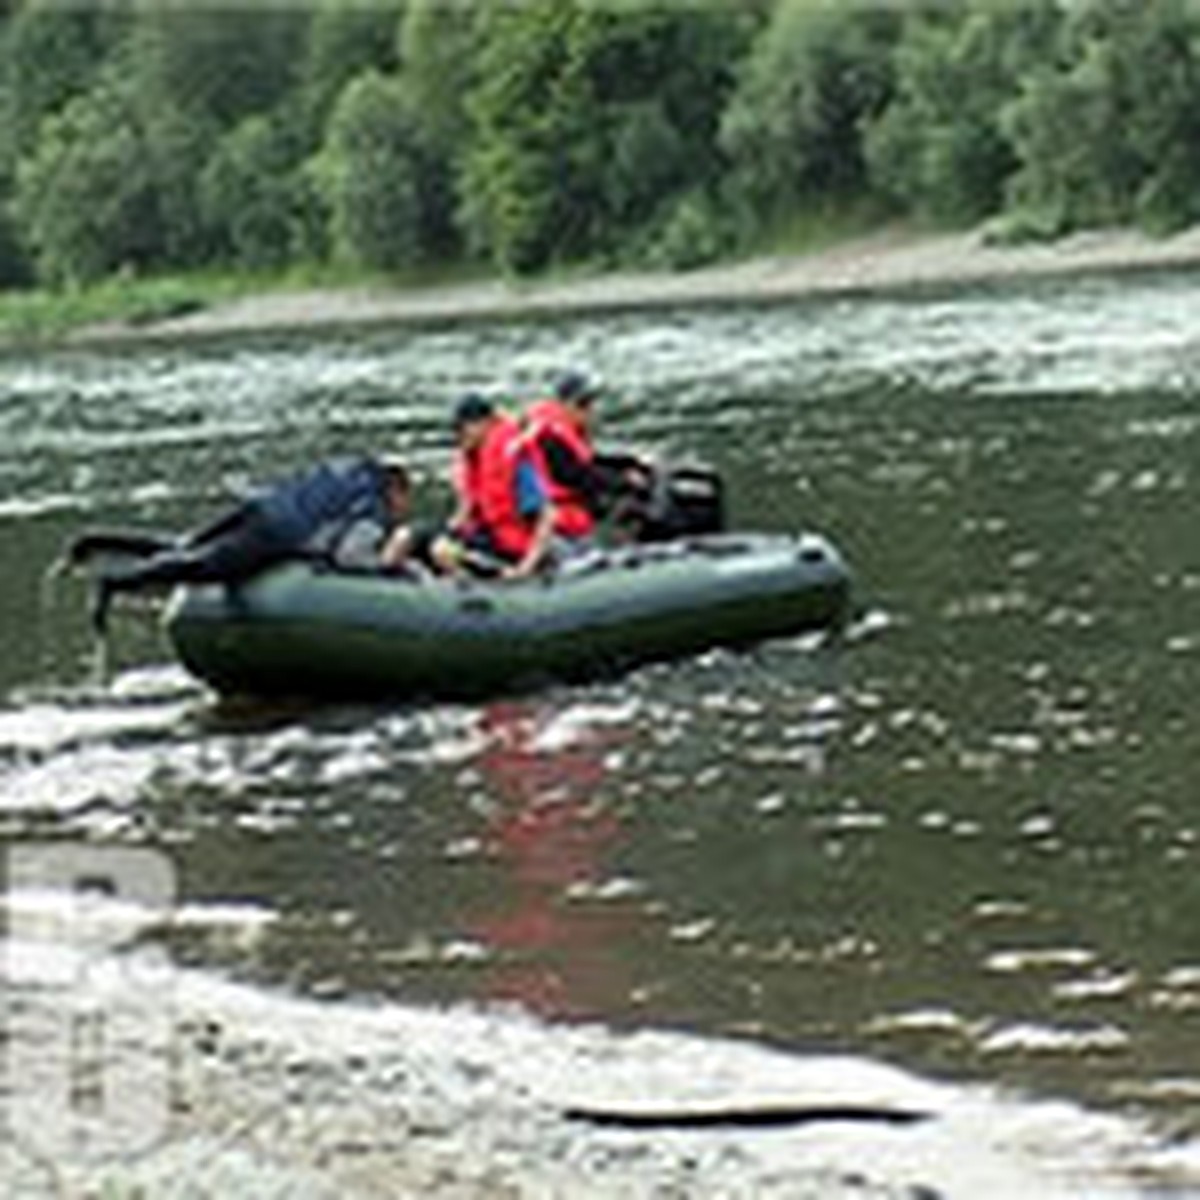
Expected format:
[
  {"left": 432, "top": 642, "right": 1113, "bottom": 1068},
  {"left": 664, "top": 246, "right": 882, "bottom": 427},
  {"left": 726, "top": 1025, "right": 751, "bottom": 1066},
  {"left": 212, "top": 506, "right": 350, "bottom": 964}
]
[{"left": 2, "top": 0, "right": 1199, "bottom": 291}]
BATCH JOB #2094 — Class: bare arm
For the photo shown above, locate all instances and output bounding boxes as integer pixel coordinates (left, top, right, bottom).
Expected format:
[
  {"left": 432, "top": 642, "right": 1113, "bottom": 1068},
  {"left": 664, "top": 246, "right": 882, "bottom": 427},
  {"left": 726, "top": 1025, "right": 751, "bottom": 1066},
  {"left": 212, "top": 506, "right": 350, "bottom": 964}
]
[
  {"left": 379, "top": 524, "right": 413, "bottom": 569},
  {"left": 505, "top": 503, "right": 558, "bottom": 580}
]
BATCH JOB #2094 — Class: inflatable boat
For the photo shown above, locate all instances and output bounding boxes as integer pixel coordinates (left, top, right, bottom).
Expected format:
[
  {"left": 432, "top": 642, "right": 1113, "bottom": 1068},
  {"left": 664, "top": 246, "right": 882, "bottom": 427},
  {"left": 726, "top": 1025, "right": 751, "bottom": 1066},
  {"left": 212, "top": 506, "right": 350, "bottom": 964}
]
[{"left": 163, "top": 531, "right": 851, "bottom": 701}]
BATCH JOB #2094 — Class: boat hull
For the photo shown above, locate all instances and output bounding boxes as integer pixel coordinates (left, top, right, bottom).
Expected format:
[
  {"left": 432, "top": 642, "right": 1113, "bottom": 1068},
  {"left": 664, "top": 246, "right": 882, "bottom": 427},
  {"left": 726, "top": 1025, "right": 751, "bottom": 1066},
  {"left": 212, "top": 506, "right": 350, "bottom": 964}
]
[{"left": 163, "top": 533, "right": 851, "bottom": 700}]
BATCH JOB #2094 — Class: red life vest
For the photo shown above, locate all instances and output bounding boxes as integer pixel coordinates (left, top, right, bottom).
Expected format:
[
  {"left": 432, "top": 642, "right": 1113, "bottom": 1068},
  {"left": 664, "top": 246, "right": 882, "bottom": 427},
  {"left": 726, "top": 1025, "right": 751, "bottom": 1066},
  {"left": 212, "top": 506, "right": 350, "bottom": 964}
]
[
  {"left": 524, "top": 398, "right": 596, "bottom": 539},
  {"left": 454, "top": 413, "right": 536, "bottom": 560}
]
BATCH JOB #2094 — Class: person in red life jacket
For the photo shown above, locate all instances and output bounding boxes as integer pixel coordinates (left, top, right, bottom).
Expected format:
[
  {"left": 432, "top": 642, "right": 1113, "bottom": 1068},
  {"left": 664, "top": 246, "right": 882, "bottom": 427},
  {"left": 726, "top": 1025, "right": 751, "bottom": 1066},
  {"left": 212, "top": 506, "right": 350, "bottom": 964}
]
[
  {"left": 523, "top": 372, "right": 605, "bottom": 545},
  {"left": 432, "top": 393, "right": 558, "bottom": 579},
  {"left": 525, "top": 372, "right": 658, "bottom": 547}
]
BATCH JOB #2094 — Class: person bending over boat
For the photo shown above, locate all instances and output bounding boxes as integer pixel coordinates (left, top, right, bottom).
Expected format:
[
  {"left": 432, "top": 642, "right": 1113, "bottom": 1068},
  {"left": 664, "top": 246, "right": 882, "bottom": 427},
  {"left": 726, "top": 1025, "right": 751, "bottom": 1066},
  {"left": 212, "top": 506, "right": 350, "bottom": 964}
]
[
  {"left": 420, "top": 393, "right": 563, "bottom": 580},
  {"left": 77, "top": 457, "right": 413, "bottom": 633}
]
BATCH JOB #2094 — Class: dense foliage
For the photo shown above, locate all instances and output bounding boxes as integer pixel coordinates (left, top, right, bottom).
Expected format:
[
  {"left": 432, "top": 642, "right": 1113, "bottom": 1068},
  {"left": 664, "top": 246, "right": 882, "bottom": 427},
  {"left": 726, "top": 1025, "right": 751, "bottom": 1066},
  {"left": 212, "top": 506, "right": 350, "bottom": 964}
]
[{"left": 2, "top": 0, "right": 1200, "bottom": 289}]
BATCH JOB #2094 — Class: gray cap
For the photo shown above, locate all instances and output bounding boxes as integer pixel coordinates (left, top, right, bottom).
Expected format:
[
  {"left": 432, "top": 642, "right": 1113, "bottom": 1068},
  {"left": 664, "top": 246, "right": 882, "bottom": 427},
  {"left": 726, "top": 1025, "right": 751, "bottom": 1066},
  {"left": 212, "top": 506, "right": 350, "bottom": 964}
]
[{"left": 554, "top": 371, "right": 600, "bottom": 406}]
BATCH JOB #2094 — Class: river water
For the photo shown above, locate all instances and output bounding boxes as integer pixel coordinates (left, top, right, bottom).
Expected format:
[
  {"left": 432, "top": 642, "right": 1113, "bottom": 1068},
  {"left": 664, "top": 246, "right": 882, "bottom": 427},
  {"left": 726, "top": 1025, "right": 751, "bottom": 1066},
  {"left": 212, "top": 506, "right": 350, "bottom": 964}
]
[{"left": 2, "top": 272, "right": 1198, "bottom": 1163}]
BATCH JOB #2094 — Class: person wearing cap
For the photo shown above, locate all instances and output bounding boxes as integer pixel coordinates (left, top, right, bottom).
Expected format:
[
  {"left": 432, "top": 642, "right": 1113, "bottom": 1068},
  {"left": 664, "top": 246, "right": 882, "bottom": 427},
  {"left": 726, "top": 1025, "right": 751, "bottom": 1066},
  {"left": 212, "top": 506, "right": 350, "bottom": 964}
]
[
  {"left": 432, "top": 393, "right": 558, "bottom": 579},
  {"left": 80, "top": 456, "right": 414, "bottom": 633},
  {"left": 522, "top": 372, "right": 606, "bottom": 544},
  {"left": 524, "top": 372, "right": 656, "bottom": 545}
]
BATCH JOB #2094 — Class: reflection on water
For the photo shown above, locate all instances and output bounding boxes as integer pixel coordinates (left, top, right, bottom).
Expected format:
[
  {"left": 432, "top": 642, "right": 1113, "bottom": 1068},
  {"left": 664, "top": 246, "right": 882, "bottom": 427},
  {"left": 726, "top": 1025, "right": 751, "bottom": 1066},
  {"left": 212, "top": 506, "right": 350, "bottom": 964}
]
[
  {"left": 462, "top": 701, "right": 637, "bottom": 1018},
  {"left": 2, "top": 271, "right": 1199, "bottom": 1141}
]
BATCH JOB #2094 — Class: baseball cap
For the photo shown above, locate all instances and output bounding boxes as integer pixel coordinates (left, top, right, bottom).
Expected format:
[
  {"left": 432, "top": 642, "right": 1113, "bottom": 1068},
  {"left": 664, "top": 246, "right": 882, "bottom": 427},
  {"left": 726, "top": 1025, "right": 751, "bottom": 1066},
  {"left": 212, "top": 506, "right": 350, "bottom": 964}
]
[
  {"left": 554, "top": 371, "right": 600, "bottom": 406},
  {"left": 452, "top": 392, "right": 494, "bottom": 429}
]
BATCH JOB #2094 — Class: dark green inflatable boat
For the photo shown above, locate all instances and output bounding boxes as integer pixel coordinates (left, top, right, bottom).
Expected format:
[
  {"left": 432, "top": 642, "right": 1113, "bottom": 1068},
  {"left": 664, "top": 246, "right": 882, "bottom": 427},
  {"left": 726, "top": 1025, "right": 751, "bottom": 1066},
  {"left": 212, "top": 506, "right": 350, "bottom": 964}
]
[{"left": 164, "top": 532, "right": 850, "bottom": 701}]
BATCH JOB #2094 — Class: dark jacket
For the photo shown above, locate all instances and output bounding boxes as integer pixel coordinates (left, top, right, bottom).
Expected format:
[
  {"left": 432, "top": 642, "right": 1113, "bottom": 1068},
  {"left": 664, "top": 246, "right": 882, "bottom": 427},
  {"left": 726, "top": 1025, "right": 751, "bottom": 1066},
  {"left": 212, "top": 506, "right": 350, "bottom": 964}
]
[{"left": 252, "top": 457, "right": 391, "bottom": 553}]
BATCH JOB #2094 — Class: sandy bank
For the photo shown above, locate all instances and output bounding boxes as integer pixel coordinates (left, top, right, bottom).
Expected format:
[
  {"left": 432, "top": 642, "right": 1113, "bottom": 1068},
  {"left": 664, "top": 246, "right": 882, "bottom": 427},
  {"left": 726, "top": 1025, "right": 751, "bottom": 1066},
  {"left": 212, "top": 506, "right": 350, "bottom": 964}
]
[
  {"left": 78, "top": 225, "right": 1200, "bottom": 345},
  {"left": 4, "top": 924, "right": 1198, "bottom": 1199}
]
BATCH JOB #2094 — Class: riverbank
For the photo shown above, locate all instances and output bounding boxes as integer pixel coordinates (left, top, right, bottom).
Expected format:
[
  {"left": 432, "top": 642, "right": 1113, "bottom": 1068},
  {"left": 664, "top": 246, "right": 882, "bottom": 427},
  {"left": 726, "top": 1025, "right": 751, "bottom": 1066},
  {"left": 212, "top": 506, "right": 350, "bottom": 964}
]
[
  {"left": 4, "top": 932, "right": 1197, "bottom": 1200},
  {"left": 65, "top": 223, "right": 1200, "bottom": 346}
]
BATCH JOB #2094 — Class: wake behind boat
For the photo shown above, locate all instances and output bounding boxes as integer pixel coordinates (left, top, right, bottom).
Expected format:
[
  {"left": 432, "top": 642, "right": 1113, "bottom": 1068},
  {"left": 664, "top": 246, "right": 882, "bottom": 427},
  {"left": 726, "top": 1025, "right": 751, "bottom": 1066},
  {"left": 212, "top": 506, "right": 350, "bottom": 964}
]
[{"left": 164, "top": 531, "right": 851, "bottom": 701}]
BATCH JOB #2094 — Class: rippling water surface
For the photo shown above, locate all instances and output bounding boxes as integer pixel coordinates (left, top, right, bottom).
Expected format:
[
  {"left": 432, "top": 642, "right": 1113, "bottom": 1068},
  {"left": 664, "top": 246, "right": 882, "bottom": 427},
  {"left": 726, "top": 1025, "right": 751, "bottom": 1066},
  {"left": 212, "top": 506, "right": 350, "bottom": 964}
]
[{"left": 2, "top": 272, "right": 1198, "bottom": 1137}]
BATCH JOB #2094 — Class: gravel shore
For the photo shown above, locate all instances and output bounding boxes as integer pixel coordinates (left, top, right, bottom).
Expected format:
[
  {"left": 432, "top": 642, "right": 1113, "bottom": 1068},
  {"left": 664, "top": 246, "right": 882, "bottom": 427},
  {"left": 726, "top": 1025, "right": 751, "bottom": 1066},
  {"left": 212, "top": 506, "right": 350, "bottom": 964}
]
[
  {"left": 4, "top": 931, "right": 1199, "bottom": 1200},
  {"left": 77, "top": 225, "right": 1200, "bottom": 345}
]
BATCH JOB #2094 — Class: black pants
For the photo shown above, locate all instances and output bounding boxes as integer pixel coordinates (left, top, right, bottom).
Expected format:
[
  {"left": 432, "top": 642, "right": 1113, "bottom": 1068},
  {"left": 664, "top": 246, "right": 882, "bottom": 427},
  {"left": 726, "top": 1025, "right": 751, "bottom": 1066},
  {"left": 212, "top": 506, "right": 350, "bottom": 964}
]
[{"left": 101, "top": 504, "right": 290, "bottom": 596}]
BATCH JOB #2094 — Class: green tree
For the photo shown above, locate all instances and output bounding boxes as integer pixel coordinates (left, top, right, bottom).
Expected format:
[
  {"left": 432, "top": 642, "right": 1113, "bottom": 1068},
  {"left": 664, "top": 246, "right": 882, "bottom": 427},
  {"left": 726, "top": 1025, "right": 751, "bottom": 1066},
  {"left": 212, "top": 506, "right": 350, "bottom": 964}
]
[
  {"left": 0, "top": 1, "right": 126, "bottom": 157},
  {"left": 459, "top": 1, "right": 592, "bottom": 273},
  {"left": 201, "top": 113, "right": 311, "bottom": 270},
  {"left": 392, "top": 0, "right": 482, "bottom": 262},
  {"left": 298, "top": 0, "right": 404, "bottom": 140},
  {"left": 9, "top": 4, "right": 317, "bottom": 284},
  {"left": 12, "top": 74, "right": 162, "bottom": 284},
  {"left": 0, "top": 2, "right": 129, "bottom": 282},
  {"left": 456, "top": 3, "right": 578, "bottom": 274},
  {"left": 399, "top": 0, "right": 478, "bottom": 152},
  {"left": 314, "top": 69, "right": 449, "bottom": 271},
  {"left": 128, "top": 2, "right": 308, "bottom": 127},
  {"left": 587, "top": 5, "right": 757, "bottom": 261},
  {"left": 864, "top": 1, "right": 1059, "bottom": 225},
  {"left": 11, "top": 27, "right": 225, "bottom": 289},
  {"left": 461, "top": 1, "right": 753, "bottom": 274},
  {"left": 1003, "top": 0, "right": 1200, "bottom": 235},
  {"left": 721, "top": 0, "right": 898, "bottom": 224}
]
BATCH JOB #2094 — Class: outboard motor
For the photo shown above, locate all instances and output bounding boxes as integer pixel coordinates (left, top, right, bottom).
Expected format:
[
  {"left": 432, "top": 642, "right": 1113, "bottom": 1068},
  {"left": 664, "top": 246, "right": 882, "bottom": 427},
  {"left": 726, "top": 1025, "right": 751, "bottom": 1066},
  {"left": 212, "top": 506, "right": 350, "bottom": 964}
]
[
  {"left": 601, "top": 452, "right": 725, "bottom": 543},
  {"left": 637, "top": 460, "right": 725, "bottom": 541}
]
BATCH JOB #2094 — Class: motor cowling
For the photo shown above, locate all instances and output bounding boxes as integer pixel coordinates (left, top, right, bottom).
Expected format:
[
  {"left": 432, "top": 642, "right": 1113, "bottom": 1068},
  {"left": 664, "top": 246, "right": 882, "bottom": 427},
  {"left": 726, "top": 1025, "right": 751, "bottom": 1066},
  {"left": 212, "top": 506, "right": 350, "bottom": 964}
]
[{"left": 600, "top": 452, "right": 725, "bottom": 542}]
